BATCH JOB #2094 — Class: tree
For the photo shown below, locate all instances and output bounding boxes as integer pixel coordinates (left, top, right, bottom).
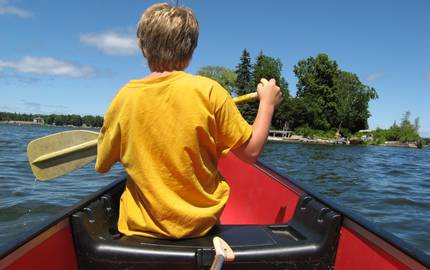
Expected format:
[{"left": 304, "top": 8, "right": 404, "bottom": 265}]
[
  {"left": 94, "top": 116, "right": 104, "bottom": 127},
  {"left": 253, "top": 52, "right": 290, "bottom": 129},
  {"left": 334, "top": 71, "right": 378, "bottom": 133},
  {"left": 398, "top": 111, "right": 420, "bottom": 142},
  {"left": 69, "top": 114, "right": 83, "bottom": 126},
  {"left": 237, "top": 51, "right": 290, "bottom": 126},
  {"left": 197, "top": 66, "right": 237, "bottom": 93},
  {"left": 235, "top": 49, "right": 252, "bottom": 95},
  {"left": 43, "top": 114, "right": 55, "bottom": 125},
  {"left": 293, "top": 53, "right": 338, "bottom": 130},
  {"left": 292, "top": 53, "right": 378, "bottom": 134}
]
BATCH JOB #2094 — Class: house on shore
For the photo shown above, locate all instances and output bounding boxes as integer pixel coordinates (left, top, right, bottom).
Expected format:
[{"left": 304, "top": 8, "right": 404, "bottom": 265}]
[
  {"left": 358, "top": 129, "right": 374, "bottom": 142},
  {"left": 33, "top": 117, "right": 45, "bottom": 125}
]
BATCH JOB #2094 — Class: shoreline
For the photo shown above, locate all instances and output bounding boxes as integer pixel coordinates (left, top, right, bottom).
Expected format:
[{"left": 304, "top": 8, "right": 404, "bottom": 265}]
[
  {"left": 1, "top": 122, "right": 426, "bottom": 149},
  {"left": 0, "top": 120, "right": 43, "bottom": 126},
  {"left": 268, "top": 136, "right": 348, "bottom": 146},
  {"left": 0, "top": 121, "right": 98, "bottom": 129},
  {"left": 268, "top": 136, "right": 424, "bottom": 149}
]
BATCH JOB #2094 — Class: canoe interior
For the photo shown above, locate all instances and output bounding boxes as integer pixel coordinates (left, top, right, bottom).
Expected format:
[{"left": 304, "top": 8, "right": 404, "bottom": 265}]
[{"left": 1, "top": 153, "right": 429, "bottom": 270}]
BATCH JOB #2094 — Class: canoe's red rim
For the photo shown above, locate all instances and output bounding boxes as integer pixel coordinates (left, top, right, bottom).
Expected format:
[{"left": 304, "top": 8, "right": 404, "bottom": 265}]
[
  {"left": 0, "top": 219, "right": 69, "bottom": 269},
  {"left": 254, "top": 160, "right": 430, "bottom": 269},
  {"left": 0, "top": 178, "right": 125, "bottom": 261},
  {"left": 343, "top": 218, "right": 428, "bottom": 270},
  {"left": 1, "top": 161, "right": 430, "bottom": 269}
]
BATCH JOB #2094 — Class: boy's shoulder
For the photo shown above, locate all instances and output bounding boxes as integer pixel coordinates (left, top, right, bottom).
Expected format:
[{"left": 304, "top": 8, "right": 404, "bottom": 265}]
[
  {"left": 182, "top": 73, "right": 229, "bottom": 95},
  {"left": 183, "top": 72, "right": 220, "bottom": 85},
  {"left": 112, "top": 72, "right": 230, "bottom": 103}
]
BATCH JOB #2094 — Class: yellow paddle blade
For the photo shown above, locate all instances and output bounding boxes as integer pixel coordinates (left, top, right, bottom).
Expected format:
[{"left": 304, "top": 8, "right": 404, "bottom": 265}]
[{"left": 27, "top": 130, "right": 99, "bottom": 181}]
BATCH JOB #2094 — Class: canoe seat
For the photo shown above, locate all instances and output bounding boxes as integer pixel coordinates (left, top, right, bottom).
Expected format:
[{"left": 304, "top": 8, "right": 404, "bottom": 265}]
[{"left": 71, "top": 183, "right": 341, "bottom": 270}]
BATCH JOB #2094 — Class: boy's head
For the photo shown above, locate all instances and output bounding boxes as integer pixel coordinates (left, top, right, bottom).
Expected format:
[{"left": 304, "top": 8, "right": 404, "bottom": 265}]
[{"left": 137, "top": 3, "right": 199, "bottom": 72}]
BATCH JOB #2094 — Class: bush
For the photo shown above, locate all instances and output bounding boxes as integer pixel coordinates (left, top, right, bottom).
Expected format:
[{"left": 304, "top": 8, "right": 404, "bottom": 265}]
[
  {"left": 294, "top": 126, "right": 314, "bottom": 138},
  {"left": 340, "top": 128, "right": 352, "bottom": 138},
  {"left": 294, "top": 127, "right": 337, "bottom": 139}
]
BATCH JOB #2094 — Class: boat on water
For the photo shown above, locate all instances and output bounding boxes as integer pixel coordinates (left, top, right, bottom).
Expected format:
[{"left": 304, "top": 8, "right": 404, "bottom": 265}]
[{"left": 1, "top": 153, "right": 429, "bottom": 270}]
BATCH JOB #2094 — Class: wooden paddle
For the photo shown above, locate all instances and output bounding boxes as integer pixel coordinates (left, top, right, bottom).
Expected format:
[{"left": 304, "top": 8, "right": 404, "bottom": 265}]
[
  {"left": 210, "top": 237, "right": 235, "bottom": 270},
  {"left": 28, "top": 92, "right": 259, "bottom": 181}
]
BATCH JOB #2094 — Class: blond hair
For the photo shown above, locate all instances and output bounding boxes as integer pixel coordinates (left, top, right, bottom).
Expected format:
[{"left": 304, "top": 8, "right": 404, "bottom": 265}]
[{"left": 137, "top": 3, "right": 199, "bottom": 72}]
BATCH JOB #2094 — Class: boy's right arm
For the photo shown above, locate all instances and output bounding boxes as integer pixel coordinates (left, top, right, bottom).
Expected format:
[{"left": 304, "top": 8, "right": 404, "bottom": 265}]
[
  {"left": 233, "top": 78, "right": 282, "bottom": 163},
  {"left": 95, "top": 120, "right": 121, "bottom": 173},
  {"left": 95, "top": 96, "right": 122, "bottom": 173}
]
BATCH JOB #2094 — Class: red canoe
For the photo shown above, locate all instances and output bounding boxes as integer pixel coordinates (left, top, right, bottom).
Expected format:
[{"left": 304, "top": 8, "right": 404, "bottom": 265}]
[{"left": 1, "top": 153, "right": 429, "bottom": 270}]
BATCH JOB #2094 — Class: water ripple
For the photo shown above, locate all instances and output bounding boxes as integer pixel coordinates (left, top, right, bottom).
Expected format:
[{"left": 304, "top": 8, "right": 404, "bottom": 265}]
[
  {"left": 261, "top": 142, "right": 430, "bottom": 255},
  {"left": 0, "top": 125, "right": 429, "bottom": 256}
]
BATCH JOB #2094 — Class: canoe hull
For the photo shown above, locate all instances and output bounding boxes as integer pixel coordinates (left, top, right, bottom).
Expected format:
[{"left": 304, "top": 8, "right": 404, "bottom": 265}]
[
  {"left": 1, "top": 153, "right": 429, "bottom": 270},
  {"left": 0, "top": 220, "right": 77, "bottom": 270}
]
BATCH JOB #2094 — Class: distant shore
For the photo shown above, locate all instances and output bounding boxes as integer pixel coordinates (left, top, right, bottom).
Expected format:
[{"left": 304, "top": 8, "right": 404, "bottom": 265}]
[
  {"left": 0, "top": 121, "right": 95, "bottom": 129},
  {"left": 268, "top": 136, "right": 348, "bottom": 145},
  {"left": 1, "top": 121, "right": 426, "bottom": 149},
  {"left": 268, "top": 136, "right": 424, "bottom": 149},
  {"left": 0, "top": 120, "right": 42, "bottom": 125}
]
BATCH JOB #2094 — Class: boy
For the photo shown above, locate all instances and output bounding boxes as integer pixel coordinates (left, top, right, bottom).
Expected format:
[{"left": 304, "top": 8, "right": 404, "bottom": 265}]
[{"left": 95, "top": 3, "right": 282, "bottom": 239}]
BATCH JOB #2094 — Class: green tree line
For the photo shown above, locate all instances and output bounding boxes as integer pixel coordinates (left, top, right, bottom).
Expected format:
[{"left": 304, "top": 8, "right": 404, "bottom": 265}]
[
  {"left": 371, "top": 111, "right": 422, "bottom": 145},
  {"left": 0, "top": 112, "right": 103, "bottom": 127},
  {"left": 198, "top": 49, "right": 378, "bottom": 136}
]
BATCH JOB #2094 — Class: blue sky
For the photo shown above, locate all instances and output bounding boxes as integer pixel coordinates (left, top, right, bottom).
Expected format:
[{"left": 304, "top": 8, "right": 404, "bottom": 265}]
[{"left": 0, "top": 0, "right": 429, "bottom": 136}]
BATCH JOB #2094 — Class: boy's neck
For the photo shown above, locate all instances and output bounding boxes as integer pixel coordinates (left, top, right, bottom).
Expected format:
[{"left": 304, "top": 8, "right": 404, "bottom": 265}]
[{"left": 145, "top": 70, "right": 183, "bottom": 80}]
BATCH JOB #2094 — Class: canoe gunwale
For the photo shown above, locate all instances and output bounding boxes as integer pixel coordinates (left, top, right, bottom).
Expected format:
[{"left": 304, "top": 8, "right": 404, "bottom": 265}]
[
  {"left": 342, "top": 218, "right": 429, "bottom": 270},
  {"left": 0, "top": 219, "right": 70, "bottom": 269},
  {"left": 0, "top": 178, "right": 126, "bottom": 261},
  {"left": 1, "top": 160, "right": 430, "bottom": 269},
  {"left": 255, "top": 160, "right": 430, "bottom": 269}
]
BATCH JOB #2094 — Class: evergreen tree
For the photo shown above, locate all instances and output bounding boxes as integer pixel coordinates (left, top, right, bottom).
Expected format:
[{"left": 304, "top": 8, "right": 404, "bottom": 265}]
[
  {"left": 252, "top": 51, "right": 290, "bottom": 129},
  {"left": 234, "top": 49, "right": 252, "bottom": 95},
  {"left": 235, "top": 51, "right": 290, "bottom": 126}
]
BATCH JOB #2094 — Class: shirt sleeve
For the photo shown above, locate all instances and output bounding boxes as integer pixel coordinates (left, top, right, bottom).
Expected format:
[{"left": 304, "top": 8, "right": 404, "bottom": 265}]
[
  {"left": 214, "top": 89, "right": 253, "bottom": 156},
  {"left": 95, "top": 94, "right": 122, "bottom": 173}
]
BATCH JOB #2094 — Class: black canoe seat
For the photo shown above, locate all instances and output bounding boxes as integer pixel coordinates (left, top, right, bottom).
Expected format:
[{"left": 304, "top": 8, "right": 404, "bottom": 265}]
[{"left": 71, "top": 185, "right": 341, "bottom": 270}]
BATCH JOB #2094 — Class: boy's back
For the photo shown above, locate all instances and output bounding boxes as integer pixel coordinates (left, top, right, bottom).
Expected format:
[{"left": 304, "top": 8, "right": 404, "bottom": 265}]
[
  {"left": 95, "top": 3, "right": 281, "bottom": 239},
  {"left": 96, "top": 71, "right": 252, "bottom": 238}
]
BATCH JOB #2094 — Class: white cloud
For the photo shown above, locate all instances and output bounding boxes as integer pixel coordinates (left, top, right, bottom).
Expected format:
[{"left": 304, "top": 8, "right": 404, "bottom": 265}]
[
  {"left": 0, "top": 0, "right": 32, "bottom": 18},
  {"left": 367, "top": 71, "right": 384, "bottom": 82},
  {"left": 0, "top": 56, "right": 94, "bottom": 77},
  {"left": 80, "top": 31, "right": 138, "bottom": 56}
]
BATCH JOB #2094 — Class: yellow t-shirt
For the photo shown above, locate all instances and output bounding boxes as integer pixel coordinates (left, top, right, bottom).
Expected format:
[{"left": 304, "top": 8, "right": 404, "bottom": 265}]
[{"left": 95, "top": 71, "right": 252, "bottom": 239}]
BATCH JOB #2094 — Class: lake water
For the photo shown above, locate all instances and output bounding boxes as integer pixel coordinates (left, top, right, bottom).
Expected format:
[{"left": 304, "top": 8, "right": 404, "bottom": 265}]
[{"left": 0, "top": 124, "right": 429, "bottom": 255}]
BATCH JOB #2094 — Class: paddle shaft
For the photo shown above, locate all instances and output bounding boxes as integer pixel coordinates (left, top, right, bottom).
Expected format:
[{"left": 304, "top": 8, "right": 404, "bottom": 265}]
[
  {"left": 28, "top": 92, "right": 258, "bottom": 181},
  {"left": 34, "top": 93, "right": 257, "bottom": 164}
]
